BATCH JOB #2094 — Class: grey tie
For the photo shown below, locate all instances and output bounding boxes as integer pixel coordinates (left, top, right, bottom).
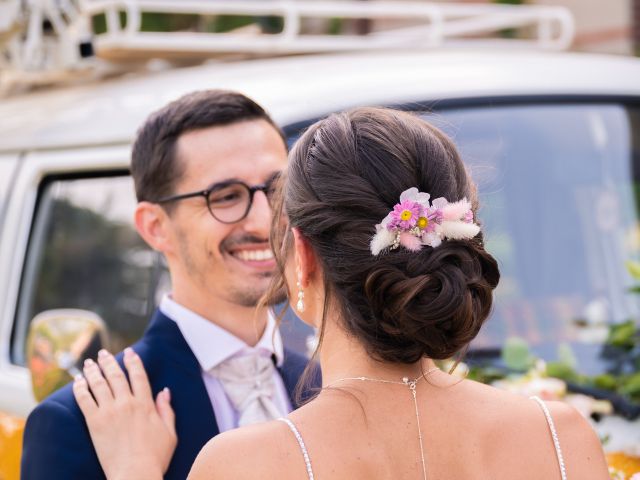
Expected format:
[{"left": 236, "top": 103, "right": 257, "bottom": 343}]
[{"left": 210, "top": 353, "right": 284, "bottom": 427}]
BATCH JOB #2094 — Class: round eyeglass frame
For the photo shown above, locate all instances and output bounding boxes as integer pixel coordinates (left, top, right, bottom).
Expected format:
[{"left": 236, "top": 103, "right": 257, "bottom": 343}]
[{"left": 155, "top": 175, "right": 279, "bottom": 224}]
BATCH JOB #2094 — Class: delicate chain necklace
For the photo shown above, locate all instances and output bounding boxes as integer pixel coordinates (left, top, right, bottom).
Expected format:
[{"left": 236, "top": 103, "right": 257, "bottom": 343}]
[{"left": 324, "top": 366, "right": 440, "bottom": 480}]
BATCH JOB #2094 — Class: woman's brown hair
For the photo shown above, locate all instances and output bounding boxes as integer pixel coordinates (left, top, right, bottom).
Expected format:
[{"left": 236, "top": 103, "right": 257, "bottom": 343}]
[{"left": 266, "top": 107, "right": 500, "bottom": 372}]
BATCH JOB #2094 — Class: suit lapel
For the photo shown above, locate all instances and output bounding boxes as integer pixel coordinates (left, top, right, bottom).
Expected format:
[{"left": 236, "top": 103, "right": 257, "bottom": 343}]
[
  {"left": 138, "top": 311, "right": 219, "bottom": 478},
  {"left": 278, "top": 349, "right": 321, "bottom": 409}
]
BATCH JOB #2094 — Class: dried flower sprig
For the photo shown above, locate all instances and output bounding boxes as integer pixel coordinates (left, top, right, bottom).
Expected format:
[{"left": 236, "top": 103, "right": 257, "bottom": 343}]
[{"left": 370, "top": 187, "right": 480, "bottom": 255}]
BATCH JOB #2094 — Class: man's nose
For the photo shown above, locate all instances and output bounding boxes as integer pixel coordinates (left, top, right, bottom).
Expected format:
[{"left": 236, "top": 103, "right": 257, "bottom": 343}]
[{"left": 242, "top": 191, "right": 272, "bottom": 235}]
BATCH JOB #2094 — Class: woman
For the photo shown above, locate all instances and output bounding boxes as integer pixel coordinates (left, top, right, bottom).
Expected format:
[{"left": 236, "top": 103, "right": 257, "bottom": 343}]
[{"left": 74, "top": 107, "right": 609, "bottom": 479}]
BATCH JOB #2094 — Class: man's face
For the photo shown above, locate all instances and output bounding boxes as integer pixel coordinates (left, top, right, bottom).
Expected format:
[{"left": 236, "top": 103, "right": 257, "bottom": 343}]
[{"left": 165, "top": 119, "right": 288, "bottom": 307}]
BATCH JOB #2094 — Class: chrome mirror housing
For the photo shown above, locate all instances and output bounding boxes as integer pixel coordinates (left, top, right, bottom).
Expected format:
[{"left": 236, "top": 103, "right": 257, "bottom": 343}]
[{"left": 26, "top": 309, "right": 109, "bottom": 402}]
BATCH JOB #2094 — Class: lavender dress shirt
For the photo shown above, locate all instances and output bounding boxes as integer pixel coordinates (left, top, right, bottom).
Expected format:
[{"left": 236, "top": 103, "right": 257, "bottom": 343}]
[{"left": 159, "top": 295, "right": 293, "bottom": 432}]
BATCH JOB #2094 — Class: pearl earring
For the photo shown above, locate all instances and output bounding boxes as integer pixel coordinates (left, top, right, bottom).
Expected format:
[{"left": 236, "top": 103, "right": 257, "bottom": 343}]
[{"left": 296, "top": 281, "right": 305, "bottom": 313}]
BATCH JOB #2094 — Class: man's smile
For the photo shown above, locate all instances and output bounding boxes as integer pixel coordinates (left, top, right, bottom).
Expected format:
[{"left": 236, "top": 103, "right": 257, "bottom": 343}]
[{"left": 227, "top": 245, "right": 276, "bottom": 270}]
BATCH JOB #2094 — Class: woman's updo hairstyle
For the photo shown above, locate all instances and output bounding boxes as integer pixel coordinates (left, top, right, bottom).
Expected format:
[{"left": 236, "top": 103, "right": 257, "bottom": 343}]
[{"left": 272, "top": 107, "right": 500, "bottom": 363}]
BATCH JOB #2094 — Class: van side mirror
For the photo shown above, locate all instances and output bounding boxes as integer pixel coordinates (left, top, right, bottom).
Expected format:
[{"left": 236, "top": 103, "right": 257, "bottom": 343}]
[{"left": 26, "top": 309, "right": 109, "bottom": 402}]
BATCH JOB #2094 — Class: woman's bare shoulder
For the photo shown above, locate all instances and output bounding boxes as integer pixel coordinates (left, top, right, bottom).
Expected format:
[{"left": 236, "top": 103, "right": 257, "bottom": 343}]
[
  {"left": 449, "top": 380, "right": 609, "bottom": 478},
  {"left": 187, "top": 420, "right": 295, "bottom": 480},
  {"left": 543, "top": 400, "right": 610, "bottom": 478}
]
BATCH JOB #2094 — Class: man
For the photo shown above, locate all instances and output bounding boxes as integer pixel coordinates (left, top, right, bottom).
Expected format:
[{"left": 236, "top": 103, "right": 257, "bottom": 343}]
[{"left": 21, "top": 90, "right": 315, "bottom": 479}]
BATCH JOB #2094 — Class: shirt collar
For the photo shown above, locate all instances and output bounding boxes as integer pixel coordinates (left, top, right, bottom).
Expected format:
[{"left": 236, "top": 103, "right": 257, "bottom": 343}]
[{"left": 159, "top": 294, "right": 284, "bottom": 372}]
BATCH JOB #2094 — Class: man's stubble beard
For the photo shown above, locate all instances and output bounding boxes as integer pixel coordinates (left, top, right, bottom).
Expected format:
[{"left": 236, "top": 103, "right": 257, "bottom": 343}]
[
  {"left": 176, "top": 230, "right": 286, "bottom": 308},
  {"left": 227, "top": 270, "right": 285, "bottom": 308}
]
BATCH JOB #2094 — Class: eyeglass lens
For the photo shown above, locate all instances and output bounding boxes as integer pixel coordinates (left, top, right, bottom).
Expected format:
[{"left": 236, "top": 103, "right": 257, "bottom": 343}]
[
  {"left": 207, "top": 183, "right": 251, "bottom": 223},
  {"left": 206, "top": 180, "right": 276, "bottom": 223}
]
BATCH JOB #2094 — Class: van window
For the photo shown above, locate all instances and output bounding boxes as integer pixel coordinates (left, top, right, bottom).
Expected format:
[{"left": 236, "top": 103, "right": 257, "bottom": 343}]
[
  {"left": 12, "top": 173, "right": 313, "bottom": 366},
  {"left": 427, "top": 102, "right": 640, "bottom": 371},
  {"left": 12, "top": 174, "right": 170, "bottom": 365}
]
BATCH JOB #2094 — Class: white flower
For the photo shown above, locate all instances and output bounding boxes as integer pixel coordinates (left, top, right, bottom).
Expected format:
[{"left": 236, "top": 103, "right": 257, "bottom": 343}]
[
  {"left": 440, "top": 220, "right": 480, "bottom": 240},
  {"left": 370, "top": 228, "right": 397, "bottom": 255},
  {"left": 400, "top": 187, "right": 430, "bottom": 209},
  {"left": 431, "top": 197, "right": 449, "bottom": 210},
  {"left": 442, "top": 198, "right": 472, "bottom": 221},
  {"left": 377, "top": 212, "right": 394, "bottom": 230},
  {"left": 422, "top": 231, "right": 442, "bottom": 248}
]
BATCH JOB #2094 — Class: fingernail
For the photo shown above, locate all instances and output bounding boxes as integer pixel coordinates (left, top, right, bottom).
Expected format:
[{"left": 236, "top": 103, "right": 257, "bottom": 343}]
[
  {"left": 124, "top": 347, "right": 135, "bottom": 358},
  {"left": 74, "top": 374, "right": 84, "bottom": 382},
  {"left": 84, "top": 358, "right": 94, "bottom": 367},
  {"left": 98, "top": 349, "right": 109, "bottom": 358},
  {"left": 163, "top": 387, "right": 171, "bottom": 401}
]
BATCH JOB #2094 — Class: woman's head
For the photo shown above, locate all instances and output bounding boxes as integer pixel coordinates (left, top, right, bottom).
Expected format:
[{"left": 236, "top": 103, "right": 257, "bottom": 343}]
[{"left": 270, "top": 107, "right": 500, "bottom": 363}]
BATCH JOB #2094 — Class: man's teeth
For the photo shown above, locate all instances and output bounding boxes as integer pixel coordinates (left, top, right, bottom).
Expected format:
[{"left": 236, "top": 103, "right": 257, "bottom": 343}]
[{"left": 233, "top": 249, "right": 274, "bottom": 261}]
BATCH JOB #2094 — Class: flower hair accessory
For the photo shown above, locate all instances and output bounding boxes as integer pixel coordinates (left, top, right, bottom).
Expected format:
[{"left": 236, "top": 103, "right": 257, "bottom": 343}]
[{"left": 370, "top": 187, "right": 480, "bottom": 255}]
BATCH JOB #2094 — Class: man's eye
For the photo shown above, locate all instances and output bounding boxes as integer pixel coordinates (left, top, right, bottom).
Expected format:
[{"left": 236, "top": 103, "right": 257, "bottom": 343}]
[
  {"left": 222, "top": 193, "right": 240, "bottom": 202},
  {"left": 209, "top": 187, "right": 245, "bottom": 205}
]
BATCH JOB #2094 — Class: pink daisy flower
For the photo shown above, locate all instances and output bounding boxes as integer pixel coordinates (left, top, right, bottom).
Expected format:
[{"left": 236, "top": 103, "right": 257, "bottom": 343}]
[{"left": 389, "top": 200, "right": 422, "bottom": 230}]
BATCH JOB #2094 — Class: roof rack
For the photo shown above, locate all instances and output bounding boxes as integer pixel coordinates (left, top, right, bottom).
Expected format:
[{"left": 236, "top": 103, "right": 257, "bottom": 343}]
[
  {"left": 86, "top": 0, "right": 575, "bottom": 57},
  {"left": 0, "top": 0, "right": 575, "bottom": 90}
]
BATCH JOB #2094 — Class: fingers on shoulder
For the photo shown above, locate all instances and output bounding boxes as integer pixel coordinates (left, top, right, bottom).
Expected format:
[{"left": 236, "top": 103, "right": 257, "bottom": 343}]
[
  {"left": 73, "top": 375, "right": 97, "bottom": 415},
  {"left": 124, "top": 347, "right": 153, "bottom": 399}
]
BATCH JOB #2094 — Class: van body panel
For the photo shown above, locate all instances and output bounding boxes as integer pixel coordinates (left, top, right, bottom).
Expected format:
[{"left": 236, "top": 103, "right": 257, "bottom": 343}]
[
  {"left": 0, "top": 145, "right": 130, "bottom": 417},
  {"left": 1, "top": 51, "right": 640, "bottom": 153}
]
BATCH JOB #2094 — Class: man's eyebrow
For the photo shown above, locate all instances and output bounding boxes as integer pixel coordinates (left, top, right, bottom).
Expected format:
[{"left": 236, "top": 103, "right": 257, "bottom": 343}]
[
  {"left": 207, "top": 172, "right": 282, "bottom": 189},
  {"left": 204, "top": 178, "right": 242, "bottom": 190}
]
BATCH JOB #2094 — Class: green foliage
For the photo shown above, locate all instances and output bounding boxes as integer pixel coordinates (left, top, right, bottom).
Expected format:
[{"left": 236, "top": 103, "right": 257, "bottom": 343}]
[
  {"left": 606, "top": 320, "right": 639, "bottom": 350},
  {"left": 30, "top": 197, "right": 153, "bottom": 353},
  {"left": 501, "top": 337, "right": 535, "bottom": 372},
  {"left": 626, "top": 260, "right": 640, "bottom": 280},
  {"left": 620, "top": 373, "right": 640, "bottom": 397},
  {"left": 557, "top": 343, "right": 578, "bottom": 369},
  {"left": 545, "top": 361, "right": 579, "bottom": 383},
  {"left": 466, "top": 365, "right": 506, "bottom": 384},
  {"left": 328, "top": 18, "right": 343, "bottom": 35},
  {"left": 91, "top": 12, "right": 284, "bottom": 35},
  {"left": 140, "top": 13, "right": 199, "bottom": 32},
  {"left": 591, "top": 374, "right": 618, "bottom": 391}
]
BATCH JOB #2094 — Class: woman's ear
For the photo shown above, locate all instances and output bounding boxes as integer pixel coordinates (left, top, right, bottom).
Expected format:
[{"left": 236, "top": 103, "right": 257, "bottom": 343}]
[
  {"left": 291, "top": 227, "right": 316, "bottom": 288},
  {"left": 134, "top": 202, "right": 174, "bottom": 254}
]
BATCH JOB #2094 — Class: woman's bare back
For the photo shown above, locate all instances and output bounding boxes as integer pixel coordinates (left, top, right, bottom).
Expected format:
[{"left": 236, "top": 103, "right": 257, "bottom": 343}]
[{"left": 190, "top": 374, "right": 609, "bottom": 480}]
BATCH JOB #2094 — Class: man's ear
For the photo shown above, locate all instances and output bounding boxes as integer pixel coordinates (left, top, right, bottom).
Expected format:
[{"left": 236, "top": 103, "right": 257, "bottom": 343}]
[
  {"left": 292, "top": 227, "right": 317, "bottom": 288},
  {"left": 134, "top": 202, "right": 174, "bottom": 254}
]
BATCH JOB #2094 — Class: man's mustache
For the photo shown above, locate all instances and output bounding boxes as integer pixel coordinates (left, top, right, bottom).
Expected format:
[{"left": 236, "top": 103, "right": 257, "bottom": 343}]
[{"left": 220, "top": 235, "right": 271, "bottom": 252}]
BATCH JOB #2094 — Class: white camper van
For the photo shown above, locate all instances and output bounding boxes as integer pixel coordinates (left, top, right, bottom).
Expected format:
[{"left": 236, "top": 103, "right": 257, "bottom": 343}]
[{"left": 1, "top": 1, "right": 640, "bottom": 477}]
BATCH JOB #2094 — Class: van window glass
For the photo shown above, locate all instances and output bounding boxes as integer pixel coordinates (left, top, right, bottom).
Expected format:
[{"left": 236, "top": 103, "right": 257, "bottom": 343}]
[
  {"left": 12, "top": 174, "right": 314, "bottom": 365},
  {"left": 12, "top": 175, "right": 170, "bottom": 365},
  {"left": 425, "top": 103, "right": 640, "bottom": 372}
]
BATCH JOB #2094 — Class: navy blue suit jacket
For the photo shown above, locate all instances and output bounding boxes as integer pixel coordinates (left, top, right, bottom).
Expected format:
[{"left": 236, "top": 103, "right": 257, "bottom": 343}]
[{"left": 21, "top": 309, "right": 315, "bottom": 479}]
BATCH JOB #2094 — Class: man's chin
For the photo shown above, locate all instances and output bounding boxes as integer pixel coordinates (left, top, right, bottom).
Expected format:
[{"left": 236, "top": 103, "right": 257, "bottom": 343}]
[
  {"left": 224, "top": 277, "right": 277, "bottom": 308},
  {"left": 227, "top": 290, "right": 269, "bottom": 308}
]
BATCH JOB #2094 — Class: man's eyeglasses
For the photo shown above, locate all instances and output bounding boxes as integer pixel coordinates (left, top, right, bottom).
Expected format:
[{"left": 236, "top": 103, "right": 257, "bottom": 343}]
[{"left": 156, "top": 174, "right": 280, "bottom": 224}]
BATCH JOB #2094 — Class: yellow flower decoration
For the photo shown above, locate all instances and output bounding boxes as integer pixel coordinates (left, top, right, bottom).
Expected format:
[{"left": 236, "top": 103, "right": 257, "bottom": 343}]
[
  {"left": 400, "top": 210, "right": 413, "bottom": 221},
  {"left": 417, "top": 217, "right": 428, "bottom": 229}
]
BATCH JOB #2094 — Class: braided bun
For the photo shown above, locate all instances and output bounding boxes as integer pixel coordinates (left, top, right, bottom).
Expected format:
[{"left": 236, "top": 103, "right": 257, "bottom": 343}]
[{"left": 274, "top": 107, "right": 500, "bottom": 363}]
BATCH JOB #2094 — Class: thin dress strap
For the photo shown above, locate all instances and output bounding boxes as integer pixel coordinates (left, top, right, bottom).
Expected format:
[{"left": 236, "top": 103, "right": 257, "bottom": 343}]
[
  {"left": 530, "top": 396, "right": 568, "bottom": 480},
  {"left": 278, "top": 417, "right": 315, "bottom": 480}
]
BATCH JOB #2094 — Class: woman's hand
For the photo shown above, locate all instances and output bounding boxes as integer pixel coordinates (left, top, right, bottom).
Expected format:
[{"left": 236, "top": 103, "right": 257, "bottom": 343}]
[{"left": 73, "top": 348, "right": 177, "bottom": 480}]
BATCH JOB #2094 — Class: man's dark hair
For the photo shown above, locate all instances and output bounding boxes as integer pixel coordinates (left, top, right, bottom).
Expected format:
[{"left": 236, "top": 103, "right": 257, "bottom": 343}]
[{"left": 131, "top": 89, "right": 285, "bottom": 203}]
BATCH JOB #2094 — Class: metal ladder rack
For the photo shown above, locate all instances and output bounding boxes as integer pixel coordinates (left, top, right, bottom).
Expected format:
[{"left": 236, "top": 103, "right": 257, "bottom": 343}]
[
  {"left": 0, "top": 0, "right": 575, "bottom": 89},
  {"left": 84, "top": 0, "right": 575, "bottom": 58}
]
